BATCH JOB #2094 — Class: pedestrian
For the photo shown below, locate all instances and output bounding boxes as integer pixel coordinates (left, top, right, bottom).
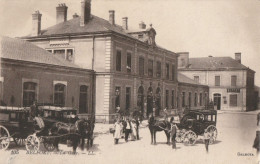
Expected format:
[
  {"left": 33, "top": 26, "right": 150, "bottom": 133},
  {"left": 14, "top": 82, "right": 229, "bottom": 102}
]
[
  {"left": 114, "top": 119, "right": 122, "bottom": 144},
  {"left": 116, "top": 105, "right": 121, "bottom": 113},
  {"left": 130, "top": 118, "right": 137, "bottom": 141},
  {"left": 204, "top": 129, "right": 210, "bottom": 153},
  {"left": 253, "top": 130, "right": 260, "bottom": 154},
  {"left": 123, "top": 116, "right": 132, "bottom": 142},
  {"left": 257, "top": 113, "right": 260, "bottom": 126},
  {"left": 135, "top": 116, "right": 140, "bottom": 140},
  {"left": 170, "top": 117, "right": 178, "bottom": 149}
]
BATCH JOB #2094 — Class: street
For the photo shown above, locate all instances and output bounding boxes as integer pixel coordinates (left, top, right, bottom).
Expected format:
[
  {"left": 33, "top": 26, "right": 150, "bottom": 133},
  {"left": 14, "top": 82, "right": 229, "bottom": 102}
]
[{"left": 1, "top": 112, "right": 259, "bottom": 164}]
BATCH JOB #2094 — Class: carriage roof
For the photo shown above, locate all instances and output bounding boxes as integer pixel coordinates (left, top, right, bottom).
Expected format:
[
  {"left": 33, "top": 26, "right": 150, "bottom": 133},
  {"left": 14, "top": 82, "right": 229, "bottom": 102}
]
[
  {"left": 185, "top": 109, "right": 217, "bottom": 116},
  {"left": 38, "top": 106, "right": 77, "bottom": 112},
  {"left": 0, "top": 106, "right": 30, "bottom": 113}
]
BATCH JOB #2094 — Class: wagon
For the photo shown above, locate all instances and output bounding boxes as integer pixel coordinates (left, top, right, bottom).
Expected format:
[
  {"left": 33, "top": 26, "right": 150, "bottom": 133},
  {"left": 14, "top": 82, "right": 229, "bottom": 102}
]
[
  {"left": 0, "top": 106, "right": 42, "bottom": 151},
  {"left": 175, "top": 109, "right": 217, "bottom": 146}
]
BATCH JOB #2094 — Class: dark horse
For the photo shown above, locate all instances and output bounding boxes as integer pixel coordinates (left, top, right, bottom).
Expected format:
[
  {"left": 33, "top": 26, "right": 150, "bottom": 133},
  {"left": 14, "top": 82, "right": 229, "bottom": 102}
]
[
  {"left": 148, "top": 114, "right": 171, "bottom": 145},
  {"left": 50, "top": 119, "right": 94, "bottom": 153}
]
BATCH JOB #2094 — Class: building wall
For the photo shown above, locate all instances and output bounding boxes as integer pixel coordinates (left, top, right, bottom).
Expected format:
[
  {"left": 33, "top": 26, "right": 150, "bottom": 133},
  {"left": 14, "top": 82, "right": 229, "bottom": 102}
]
[{"left": 0, "top": 59, "right": 94, "bottom": 114}]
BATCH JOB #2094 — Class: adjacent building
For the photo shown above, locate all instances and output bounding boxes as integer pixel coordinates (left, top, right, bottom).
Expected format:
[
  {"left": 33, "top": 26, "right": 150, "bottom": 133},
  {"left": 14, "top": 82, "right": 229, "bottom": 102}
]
[{"left": 178, "top": 52, "right": 257, "bottom": 111}]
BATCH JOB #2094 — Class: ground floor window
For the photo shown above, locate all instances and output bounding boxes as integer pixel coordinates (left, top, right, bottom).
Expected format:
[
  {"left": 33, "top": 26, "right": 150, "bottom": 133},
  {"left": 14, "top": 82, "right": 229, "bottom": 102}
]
[
  {"left": 165, "top": 90, "right": 169, "bottom": 108},
  {"left": 229, "top": 94, "right": 237, "bottom": 107},
  {"left": 79, "top": 85, "right": 88, "bottom": 113},
  {"left": 200, "top": 93, "right": 203, "bottom": 106},
  {"left": 23, "top": 82, "right": 37, "bottom": 107},
  {"left": 126, "top": 87, "right": 131, "bottom": 111},
  {"left": 188, "top": 92, "right": 191, "bottom": 108},
  {"left": 54, "top": 83, "right": 66, "bottom": 107},
  {"left": 0, "top": 81, "right": 2, "bottom": 104},
  {"left": 182, "top": 92, "right": 186, "bottom": 107},
  {"left": 194, "top": 93, "right": 197, "bottom": 107},
  {"left": 115, "top": 87, "right": 121, "bottom": 109},
  {"left": 171, "top": 90, "right": 175, "bottom": 108}
]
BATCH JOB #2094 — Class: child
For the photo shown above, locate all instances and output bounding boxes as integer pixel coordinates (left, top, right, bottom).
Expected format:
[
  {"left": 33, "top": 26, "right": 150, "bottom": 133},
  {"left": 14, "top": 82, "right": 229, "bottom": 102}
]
[
  {"left": 204, "top": 129, "right": 210, "bottom": 153},
  {"left": 114, "top": 119, "right": 122, "bottom": 144}
]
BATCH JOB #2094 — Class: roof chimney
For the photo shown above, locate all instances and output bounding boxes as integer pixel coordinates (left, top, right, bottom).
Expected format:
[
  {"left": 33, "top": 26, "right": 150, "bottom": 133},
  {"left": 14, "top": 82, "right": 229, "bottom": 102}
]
[
  {"left": 139, "top": 21, "right": 146, "bottom": 29},
  {"left": 32, "top": 10, "right": 42, "bottom": 36},
  {"left": 122, "top": 17, "right": 128, "bottom": 30},
  {"left": 73, "top": 13, "right": 79, "bottom": 18},
  {"left": 235, "top": 52, "right": 241, "bottom": 63},
  {"left": 56, "top": 3, "right": 68, "bottom": 24},
  {"left": 177, "top": 52, "right": 189, "bottom": 68},
  {"left": 109, "top": 10, "right": 115, "bottom": 25},
  {"left": 80, "top": 0, "right": 91, "bottom": 27}
]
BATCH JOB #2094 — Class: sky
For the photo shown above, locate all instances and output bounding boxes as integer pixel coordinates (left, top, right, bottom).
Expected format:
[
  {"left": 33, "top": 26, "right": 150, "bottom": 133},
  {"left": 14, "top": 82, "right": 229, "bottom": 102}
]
[{"left": 0, "top": 0, "right": 259, "bottom": 86}]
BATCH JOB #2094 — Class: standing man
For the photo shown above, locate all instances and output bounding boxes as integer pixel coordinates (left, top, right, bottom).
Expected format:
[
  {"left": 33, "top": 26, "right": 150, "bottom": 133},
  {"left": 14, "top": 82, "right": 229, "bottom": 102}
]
[
  {"left": 170, "top": 117, "right": 178, "bottom": 149},
  {"left": 204, "top": 129, "right": 210, "bottom": 153},
  {"left": 257, "top": 112, "right": 260, "bottom": 126},
  {"left": 29, "top": 100, "right": 38, "bottom": 120},
  {"left": 123, "top": 116, "right": 132, "bottom": 142}
]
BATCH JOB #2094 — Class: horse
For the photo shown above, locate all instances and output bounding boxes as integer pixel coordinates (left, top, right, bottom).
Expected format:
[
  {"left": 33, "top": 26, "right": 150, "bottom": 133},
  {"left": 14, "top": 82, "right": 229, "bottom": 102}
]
[
  {"left": 49, "top": 119, "right": 94, "bottom": 153},
  {"left": 148, "top": 114, "right": 171, "bottom": 145}
]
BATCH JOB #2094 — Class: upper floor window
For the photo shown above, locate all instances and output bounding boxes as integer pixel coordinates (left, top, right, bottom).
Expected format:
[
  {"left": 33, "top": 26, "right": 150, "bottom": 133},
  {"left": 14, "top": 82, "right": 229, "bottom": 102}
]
[
  {"left": 23, "top": 82, "right": 37, "bottom": 107},
  {"left": 54, "top": 83, "right": 66, "bottom": 107},
  {"left": 116, "top": 50, "right": 121, "bottom": 71},
  {"left": 215, "top": 76, "right": 220, "bottom": 86},
  {"left": 148, "top": 60, "right": 153, "bottom": 77},
  {"left": 48, "top": 49, "right": 74, "bottom": 62},
  {"left": 231, "top": 75, "right": 237, "bottom": 87},
  {"left": 156, "top": 61, "right": 161, "bottom": 78},
  {"left": 126, "top": 52, "right": 131, "bottom": 73},
  {"left": 194, "top": 76, "right": 199, "bottom": 83},
  {"left": 166, "top": 63, "right": 170, "bottom": 79},
  {"left": 139, "top": 57, "right": 144, "bottom": 76},
  {"left": 172, "top": 64, "right": 175, "bottom": 81}
]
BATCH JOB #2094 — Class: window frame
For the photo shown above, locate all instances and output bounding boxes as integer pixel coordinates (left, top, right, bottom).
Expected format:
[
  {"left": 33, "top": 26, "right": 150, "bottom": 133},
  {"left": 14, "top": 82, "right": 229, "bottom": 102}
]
[
  {"left": 139, "top": 56, "right": 145, "bottom": 76},
  {"left": 126, "top": 52, "right": 132, "bottom": 73},
  {"left": 215, "top": 75, "right": 221, "bottom": 86},
  {"left": 231, "top": 75, "right": 237, "bottom": 87},
  {"left": 53, "top": 81, "right": 67, "bottom": 107},
  {"left": 148, "top": 59, "right": 154, "bottom": 77},
  {"left": 116, "top": 50, "right": 122, "bottom": 72}
]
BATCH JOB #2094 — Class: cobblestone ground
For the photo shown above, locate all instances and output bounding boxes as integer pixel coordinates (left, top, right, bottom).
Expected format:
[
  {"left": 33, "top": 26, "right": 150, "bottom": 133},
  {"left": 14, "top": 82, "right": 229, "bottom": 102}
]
[{"left": 1, "top": 112, "right": 259, "bottom": 164}]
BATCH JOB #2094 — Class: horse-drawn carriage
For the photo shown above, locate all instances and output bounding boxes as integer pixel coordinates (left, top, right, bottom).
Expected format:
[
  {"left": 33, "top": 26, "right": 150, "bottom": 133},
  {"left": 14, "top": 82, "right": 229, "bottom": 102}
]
[
  {"left": 175, "top": 109, "right": 218, "bottom": 145},
  {"left": 0, "top": 106, "right": 45, "bottom": 151}
]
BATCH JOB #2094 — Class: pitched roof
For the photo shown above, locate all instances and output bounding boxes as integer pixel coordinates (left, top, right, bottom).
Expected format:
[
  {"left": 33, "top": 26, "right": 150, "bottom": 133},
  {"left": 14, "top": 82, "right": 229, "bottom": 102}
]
[
  {"left": 182, "top": 57, "right": 249, "bottom": 71},
  {"left": 178, "top": 72, "right": 200, "bottom": 85},
  {"left": 0, "top": 36, "right": 81, "bottom": 69}
]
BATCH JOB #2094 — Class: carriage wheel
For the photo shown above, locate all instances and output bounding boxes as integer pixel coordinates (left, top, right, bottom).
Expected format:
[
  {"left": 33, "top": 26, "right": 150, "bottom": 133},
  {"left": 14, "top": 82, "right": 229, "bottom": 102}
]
[
  {"left": 43, "top": 139, "right": 55, "bottom": 151},
  {"left": 183, "top": 130, "right": 197, "bottom": 146},
  {"left": 25, "top": 135, "right": 40, "bottom": 152},
  {"left": 0, "top": 125, "right": 10, "bottom": 150},
  {"left": 206, "top": 125, "right": 218, "bottom": 144},
  {"left": 14, "top": 138, "right": 26, "bottom": 146}
]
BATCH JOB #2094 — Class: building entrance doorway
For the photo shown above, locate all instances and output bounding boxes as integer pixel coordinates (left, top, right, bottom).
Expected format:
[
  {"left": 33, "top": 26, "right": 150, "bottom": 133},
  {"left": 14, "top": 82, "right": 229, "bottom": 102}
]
[
  {"left": 213, "top": 93, "right": 221, "bottom": 110},
  {"left": 155, "top": 87, "right": 161, "bottom": 116},
  {"left": 147, "top": 87, "right": 153, "bottom": 117}
]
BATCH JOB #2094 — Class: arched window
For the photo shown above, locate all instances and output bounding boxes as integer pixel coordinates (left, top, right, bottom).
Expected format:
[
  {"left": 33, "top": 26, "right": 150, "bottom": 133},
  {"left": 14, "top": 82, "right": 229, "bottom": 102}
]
[
  {"left": 23, "top": 82, "right": 37, "bottom": 107},
  {"left": 79, "top": 85, "right": 88, "bottom": 113},
  {"left": 54, "top": 83, "right": 66, "bottom": 107}
]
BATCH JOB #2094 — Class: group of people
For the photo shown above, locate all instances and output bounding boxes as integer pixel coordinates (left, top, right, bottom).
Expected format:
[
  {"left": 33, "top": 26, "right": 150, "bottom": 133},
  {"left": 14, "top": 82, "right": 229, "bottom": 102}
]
[
  {"left": 113, "top": 115, "right": 140, "bottom": 144},
  {"left": 253, "top": 113, "right": 260, "bottom": 154}
]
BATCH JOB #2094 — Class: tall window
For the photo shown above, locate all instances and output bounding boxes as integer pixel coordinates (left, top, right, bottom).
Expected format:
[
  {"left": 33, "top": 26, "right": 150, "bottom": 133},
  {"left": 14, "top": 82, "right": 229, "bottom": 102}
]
[
  {"left": 194, "top": 93, "right": 197, "bottom": 107},
  {"left": 54, "top": 84, "right": 66, "bottom": 107},
  {"left": 126, "top": 87, "right": 131, "bottom": 111},
  {"left": 194, "top": 76, "right": 199, "bottom": 83},
  {"left": 215, "top": 76, "right": 220, "bottom": 86},
  {"left": 231, "top": 75, "right": 237, "bottom": 87},
  {"left": 116, "top": 50, "right": 121, "bottom": 71},
  {"left": 79, "top": 85, "right": 88, "bottom": 113},
  {"left": 171, "top": 90, "right": 175, "bottom": 108},
  {"left": 139, "top": 57, "right": 144, "bottom": 76},
  {"left": 182, "top": 92, "right": 185, "bottom": 107},
  {"left": 166, "top": 63, "right": 170, "bottom": 79},
  {"left": 148, "top": 60, "right": 153, "bottom": 77},
  {"left": 156, "top": 61, "right": 161, "bottom": 78},
  {"left": 126, "top": 52, "right": 131, "bottom": 73},
  {"left": 115, "top": 87, "right": 121, "bottom": 108},
  {"left": 230, "top": 94, "right": 237, "bottom": 106},
  {"left": 172, "top": 64, "right": 175, "bottom": 81},
  {"left": 23, "top": 82, "right": 37, "bottom": 107},
  {"left": 165, "top": 90, "right": 169, "bottom": 108},
  {"left": 200, "top": 93, "right": 203, "bottom": 106},
  {"left": 66, "top": 49, "right": 74, "bottom": 61},
  {"left": 188, "top": 92, "right": 191, "bottom": 107}
]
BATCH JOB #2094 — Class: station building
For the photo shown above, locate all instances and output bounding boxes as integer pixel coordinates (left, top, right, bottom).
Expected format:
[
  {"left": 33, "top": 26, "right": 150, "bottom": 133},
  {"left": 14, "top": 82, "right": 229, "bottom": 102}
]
[
  {"left": 0, "top": 0, "right": 209, "bottom": 123},
  {"left": 178, "top": 52, "right": 257, "bottom": 111}
]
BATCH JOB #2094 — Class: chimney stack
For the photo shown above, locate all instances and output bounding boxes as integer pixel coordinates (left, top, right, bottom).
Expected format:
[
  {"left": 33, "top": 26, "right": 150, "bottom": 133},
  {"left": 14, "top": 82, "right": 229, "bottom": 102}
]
[
  {"left": 177, "top": 52, "right": 189, "bottom": 68},
  {"left": 139, "top": 21, "right": 146, "bottom": 29},
  {"left": 122, "top": 17, "right": 128, "bottom": 30},
  {"left": 56, "top": 3, "right": 68, "bottom": 24},
  {"left": 235, "top": 52, "right": 241, "bottom": 63},
  {"left": 32, "top": 10, "right": 42, "bottom": 36},
  {"left": 73, "top": 13, "right": 79, "bottom": 19},
  {"left": 80, "top": 0, "right": 91, "bottom": 27},
  {"left": 109, "top": 10, "right": 115, "bottom": 25}
]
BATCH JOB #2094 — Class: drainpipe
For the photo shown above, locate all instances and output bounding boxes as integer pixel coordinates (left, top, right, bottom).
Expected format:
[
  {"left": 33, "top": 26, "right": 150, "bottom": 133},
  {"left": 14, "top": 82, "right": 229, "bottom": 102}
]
[{"left": 91, "top": 36, "right": 96, "bottom": 118}]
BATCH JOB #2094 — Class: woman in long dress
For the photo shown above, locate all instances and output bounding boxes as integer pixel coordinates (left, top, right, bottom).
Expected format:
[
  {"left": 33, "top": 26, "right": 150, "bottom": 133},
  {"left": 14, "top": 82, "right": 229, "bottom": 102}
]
[
  {"left": 130, "top": 119, "right": 137, "bottom": 140},
  {"left": 114, "top": 119, "right": 122, "bottom": 144}
]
